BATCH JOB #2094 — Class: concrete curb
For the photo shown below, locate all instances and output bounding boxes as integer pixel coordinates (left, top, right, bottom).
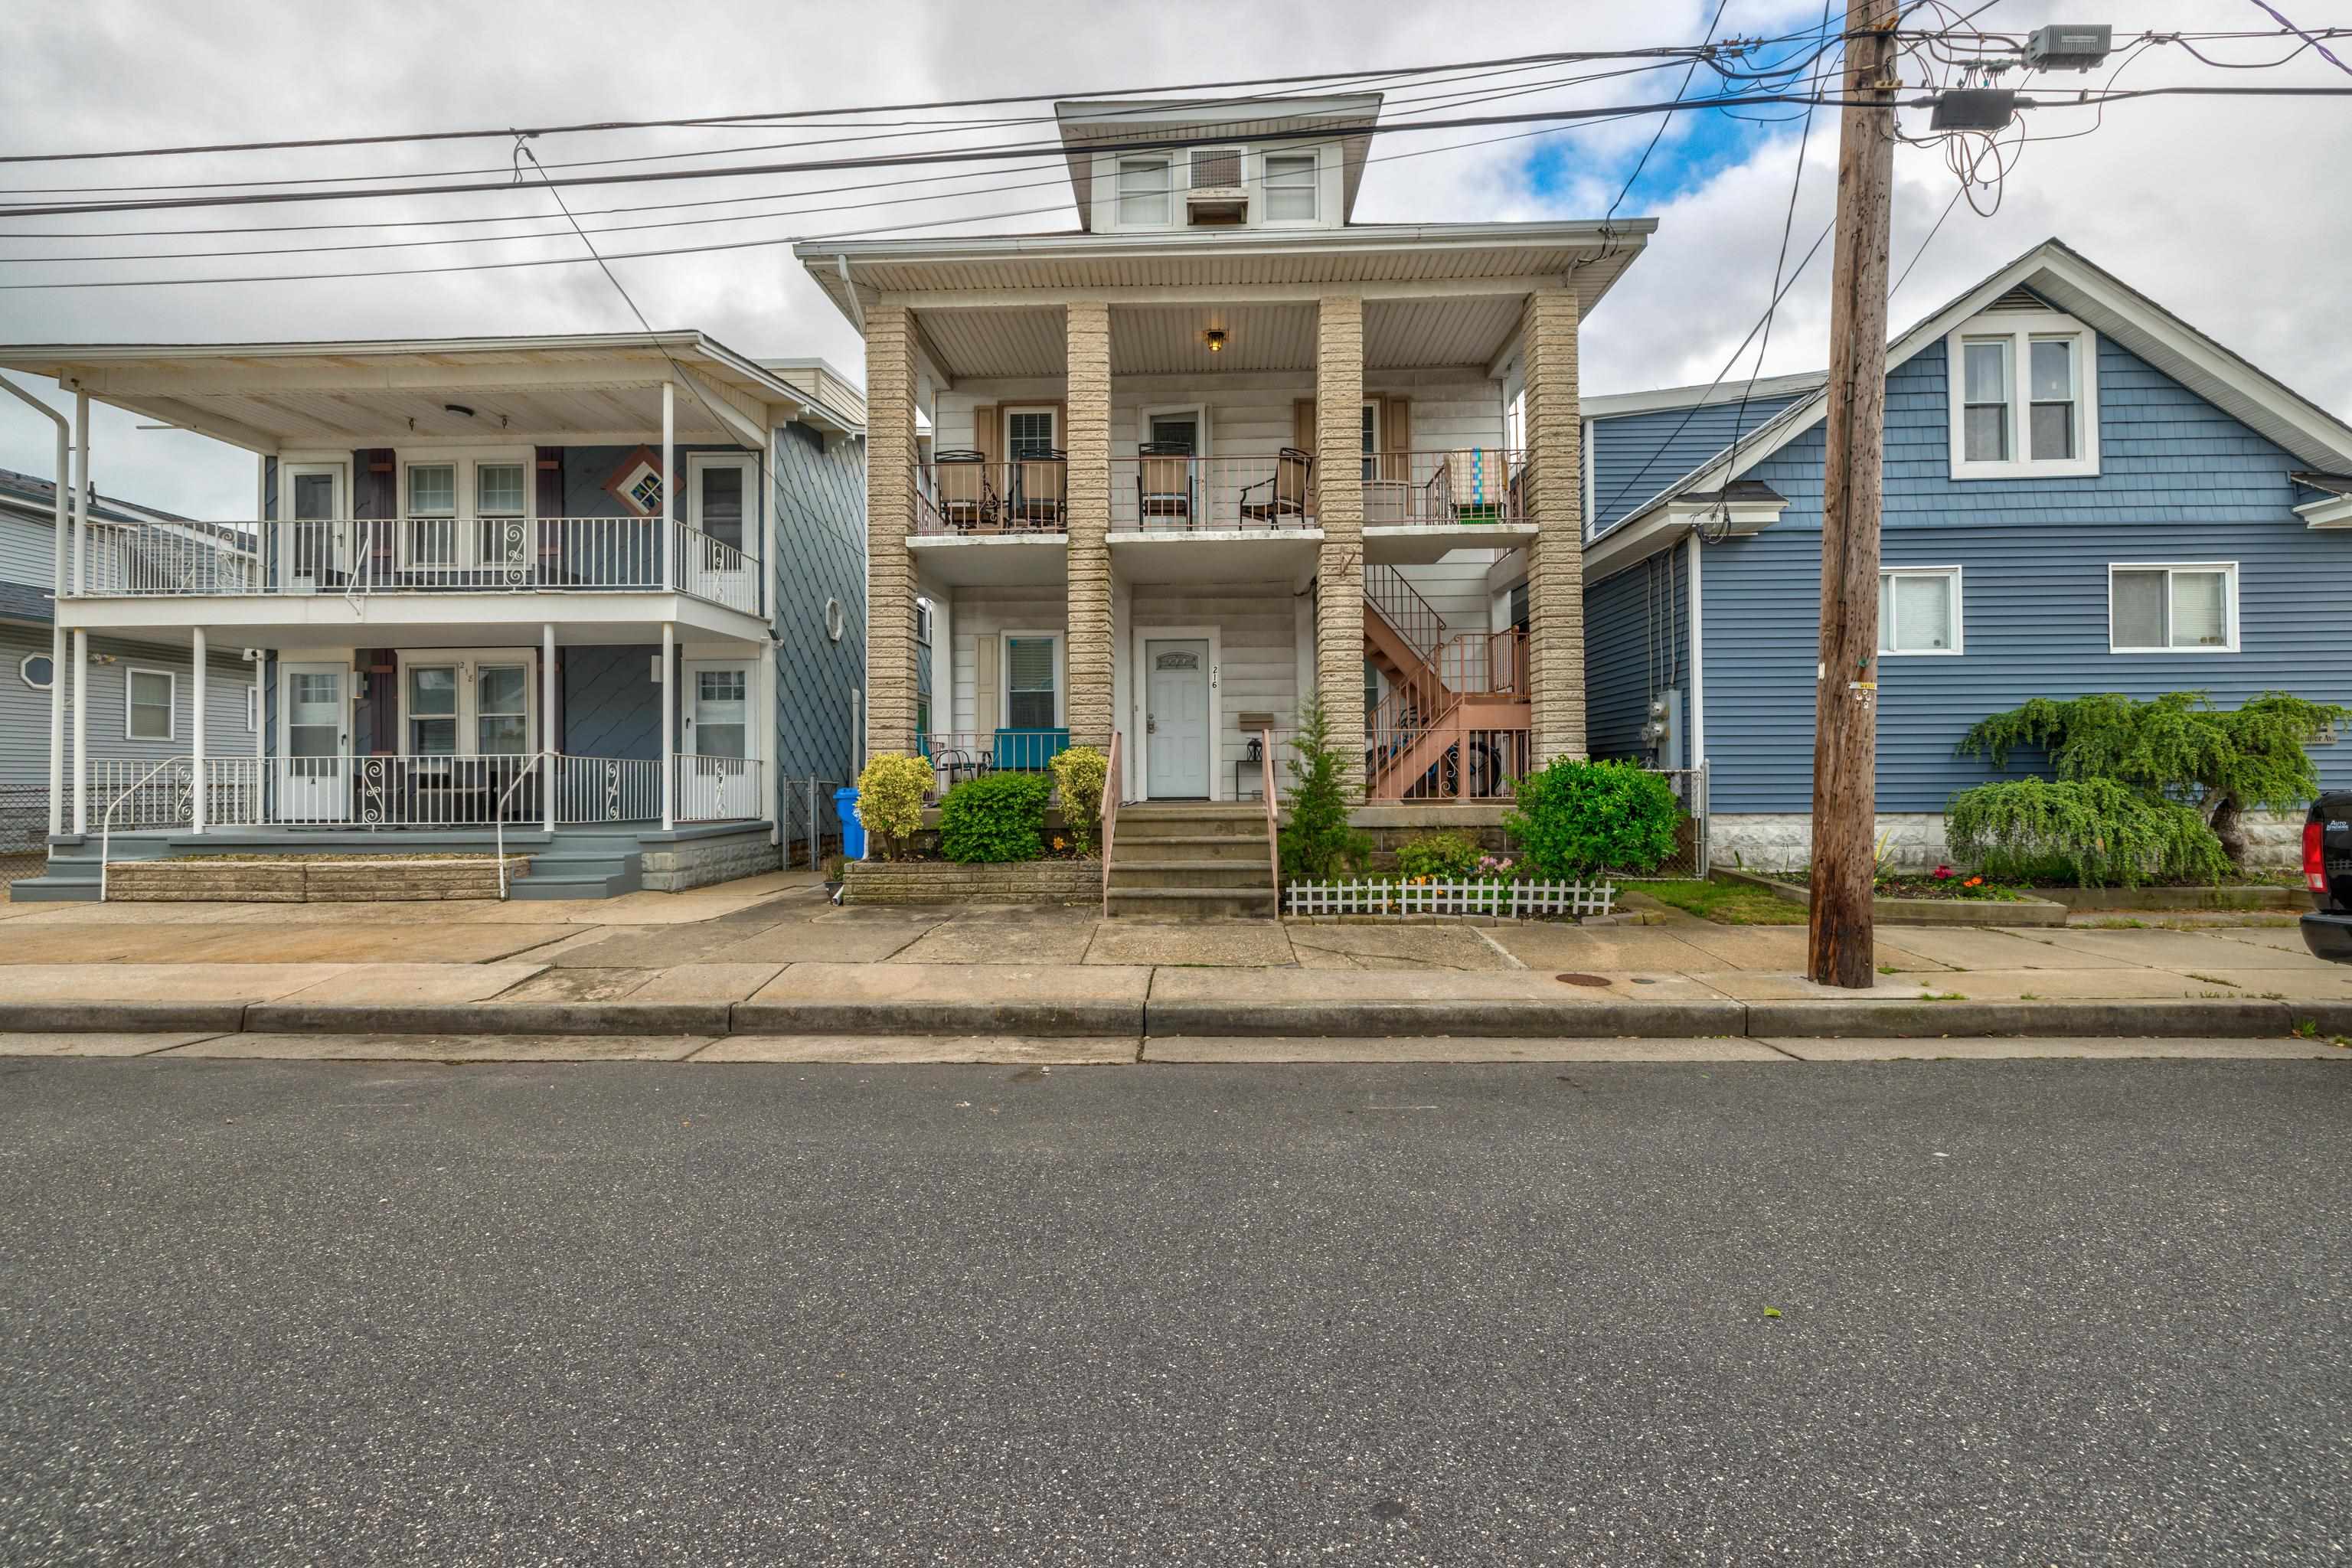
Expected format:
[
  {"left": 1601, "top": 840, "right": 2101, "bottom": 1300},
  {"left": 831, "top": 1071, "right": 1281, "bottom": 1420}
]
[
  {"left": 240, "top": 1001, "right": 733, "bottom": 1037},
  {"left": 0, "top": 994, "right": 2338, "bottom": 1043},
  {"left": 731, "top": 999, "right": 1147, "bottom": 1037},
  {"left": 1143, "top": 998, "right": 1749, "bottom": 1039}
]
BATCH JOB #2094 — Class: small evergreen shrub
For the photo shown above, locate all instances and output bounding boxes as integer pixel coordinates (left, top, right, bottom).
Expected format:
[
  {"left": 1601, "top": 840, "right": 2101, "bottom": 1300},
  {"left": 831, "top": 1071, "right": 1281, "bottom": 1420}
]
[
  {"left": 854, "top": 753, "right": 935, "bottom": 861},
  {"left": 937, "top": 771, "right": 1054, "bottom": 864},
  {"left": 1278, "top": 691, "right": 1371, "bottom": 880},
  {"left": 1945, "top": 776, "right": 2232, "bottom": 889},
  {"left": 1048, "top": 746, "right": 1109, "bottom": 857},
  {"left": 1395, "top": 830, "right": 1483, "bottom": 880},
  {"left": 1503, "top": 758, "right": 1683, "bottom": 877}
]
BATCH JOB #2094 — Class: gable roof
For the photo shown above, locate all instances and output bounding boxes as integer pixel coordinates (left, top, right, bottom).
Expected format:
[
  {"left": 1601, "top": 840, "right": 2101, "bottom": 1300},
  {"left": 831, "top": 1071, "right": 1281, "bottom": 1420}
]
[{"left": 1584, "top": 237, "right": 2352, "bottom": 580}]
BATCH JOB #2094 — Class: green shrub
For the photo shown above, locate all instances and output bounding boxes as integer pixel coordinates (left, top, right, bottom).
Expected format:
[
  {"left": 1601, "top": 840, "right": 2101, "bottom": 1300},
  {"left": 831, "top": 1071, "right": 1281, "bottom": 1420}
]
[
  {"left": 1945, "top": 776, "right": 2232, "bottom": 889},
  {"left": 937, "top": 771, "right": 1054, "bottom": 864},
  {"left": 854, "top": 753, "right": 935, "bottom": 861},
  {"left": 1956, "top": 689, "right": 2349, "bottom": 868},
  {"left": 1395, "top": 830, "right": 1482, "bottom": 880},
  {"left": 1048, "top": 746, "right": 1109, "bottom": 857},
  {"left": 1503, "top": 758, "right": 1684, "bottom": 877},
  {"left": 1278, "top": 691, "right": 1370, "bottom": 880}
]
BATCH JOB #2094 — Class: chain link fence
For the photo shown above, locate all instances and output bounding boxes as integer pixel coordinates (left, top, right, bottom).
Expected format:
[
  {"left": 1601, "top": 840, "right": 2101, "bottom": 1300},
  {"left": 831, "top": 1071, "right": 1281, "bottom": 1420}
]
[
  {"left": 0, "top": 786, "right": 48, "bottom": 883},
  {"left": 782, "top": 777, "right": 846, "bottom": 871}
]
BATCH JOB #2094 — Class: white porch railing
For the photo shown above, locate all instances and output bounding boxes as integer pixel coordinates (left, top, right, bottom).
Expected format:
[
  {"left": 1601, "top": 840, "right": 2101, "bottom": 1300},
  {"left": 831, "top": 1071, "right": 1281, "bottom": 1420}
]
[
  {"left": 70, "top": 518, "right": 761, "bottom": 615},
  {"left": 675, "top": 753, "right": 764, "bottom": 823},
  {"left": 90, "top": 753, "right": 764, "bottom": 831}
]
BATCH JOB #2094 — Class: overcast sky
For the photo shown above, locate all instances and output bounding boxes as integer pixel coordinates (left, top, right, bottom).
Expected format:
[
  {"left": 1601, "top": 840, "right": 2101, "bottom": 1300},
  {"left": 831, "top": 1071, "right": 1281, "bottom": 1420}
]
[{"left": 2, "top": 0, "right": 2344, "bottom": 518}]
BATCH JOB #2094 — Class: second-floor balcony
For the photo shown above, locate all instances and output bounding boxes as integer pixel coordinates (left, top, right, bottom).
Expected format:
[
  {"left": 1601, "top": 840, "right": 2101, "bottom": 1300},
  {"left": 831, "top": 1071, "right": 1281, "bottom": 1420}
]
[
  {"left": 77, "top": 514, "right": 759, "bottom": 615},
  {"left": 910, "top": 447, "right": 1530, "bottom": 541}
]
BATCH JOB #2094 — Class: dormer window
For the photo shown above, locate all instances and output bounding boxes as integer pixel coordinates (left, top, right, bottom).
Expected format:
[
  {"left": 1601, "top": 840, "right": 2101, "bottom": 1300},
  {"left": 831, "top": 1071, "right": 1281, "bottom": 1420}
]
[
  {"left": 1118, "top": 158, "right": 1172, "bottom": 227},
  {"left": 1946, "top": 312, "right": 2099, "bottom": 479},
  {"left": 1184, "top": 147, "right": 1248, "bottom": 226},
  {"left": 1263, "top": 153, "right": 1318, "bottom": 221}
]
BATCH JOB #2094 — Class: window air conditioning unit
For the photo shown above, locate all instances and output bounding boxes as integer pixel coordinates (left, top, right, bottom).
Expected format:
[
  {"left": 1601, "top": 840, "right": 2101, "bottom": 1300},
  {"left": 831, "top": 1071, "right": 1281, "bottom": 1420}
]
[{"left": 1184, "top": 147, "right": 1248, "bottom": 227}]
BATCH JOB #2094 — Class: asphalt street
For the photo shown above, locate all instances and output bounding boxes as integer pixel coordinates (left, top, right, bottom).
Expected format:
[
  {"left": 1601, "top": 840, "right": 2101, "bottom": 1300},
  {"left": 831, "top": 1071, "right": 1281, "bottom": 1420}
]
[{"left": 2, "top": 1056, "right": 2346, "bottom": 1565}]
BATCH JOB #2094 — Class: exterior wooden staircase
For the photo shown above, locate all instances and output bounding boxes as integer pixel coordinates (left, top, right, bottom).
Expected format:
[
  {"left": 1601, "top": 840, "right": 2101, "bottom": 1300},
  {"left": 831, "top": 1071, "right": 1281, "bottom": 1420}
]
[{"left": 1364, "top": 565, "right": 1530, "bottom": 801}]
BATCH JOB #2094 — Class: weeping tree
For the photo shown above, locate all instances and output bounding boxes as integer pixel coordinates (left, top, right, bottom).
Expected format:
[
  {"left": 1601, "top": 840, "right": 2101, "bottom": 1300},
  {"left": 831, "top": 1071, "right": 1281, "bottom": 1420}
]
[{"left": 1954, "top": 690, "right": 2348, "bottom": 873}]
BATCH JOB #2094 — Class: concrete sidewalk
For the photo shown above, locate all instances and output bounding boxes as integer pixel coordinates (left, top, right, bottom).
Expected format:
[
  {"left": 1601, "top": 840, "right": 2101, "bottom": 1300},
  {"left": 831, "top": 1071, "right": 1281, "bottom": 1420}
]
[{"left": 2, "top": 871, "right": 2347, "bottom": 1047}]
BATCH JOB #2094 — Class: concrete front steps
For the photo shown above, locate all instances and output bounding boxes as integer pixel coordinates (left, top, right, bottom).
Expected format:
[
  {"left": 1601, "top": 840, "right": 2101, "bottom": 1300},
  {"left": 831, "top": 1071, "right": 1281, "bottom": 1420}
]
[
  {"left": 11, "top": 828, "right": 645, "bottom": 902},
  {"left": 1106, "top": 803, "right": 1277, "bottom": 919}
]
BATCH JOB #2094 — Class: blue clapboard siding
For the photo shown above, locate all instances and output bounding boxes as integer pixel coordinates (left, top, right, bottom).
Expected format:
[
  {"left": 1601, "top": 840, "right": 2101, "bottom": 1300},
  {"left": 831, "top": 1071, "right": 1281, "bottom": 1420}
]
[
  {"left": 1589, "top": 394, "right": 1805, "bottom": 537},
  {"left": 768, "top": 420, "right": 866, "bottom": 787},
  {"left": 1700, "top": 335, "right": 2352, "bottom": 814},
  {"left": 1584, "top": 549, "right": 1689, "bottom": 763}
]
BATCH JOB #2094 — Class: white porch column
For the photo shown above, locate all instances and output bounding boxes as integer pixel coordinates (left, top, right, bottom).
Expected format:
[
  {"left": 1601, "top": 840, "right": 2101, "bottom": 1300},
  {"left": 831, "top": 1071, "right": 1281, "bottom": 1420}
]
[
  {"left": 763, "top": 420, "right": 780, "bottom": 621},
  {"left": 659, "top": 622, "right": 675, "bottom": 832},
  {"left": 70, "top": 629, "right": 87, "bottom": 833},
  {"left": 71, "top": 390, "right": 88, "bottom": 595},
  {"left": 541, "top": 623, "right": 557, "bottom": 835},
  {"left": 661, "top": 379, "right": 676, "bottom": 591},
  {"left": 46, "top": 628, "right": 64, "bottom": 836},
  {"left": 190, "top": 627, "right": 207, "bottom": 834}
]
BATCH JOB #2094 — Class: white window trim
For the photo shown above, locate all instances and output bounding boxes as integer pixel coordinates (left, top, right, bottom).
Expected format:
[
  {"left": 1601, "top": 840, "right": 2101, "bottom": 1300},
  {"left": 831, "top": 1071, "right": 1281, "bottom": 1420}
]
[
  {"left": 124, "top": 666, "right": 177, "bottom": 742},
  {"left": 394, "top": 446, "right": 536, "bottom": 572},
  {"left": 18, "top": 651, "right": 53, "bottom": 691},
  {"left": 1002, "top": 406, "right": 1060, "bottom": 457},
  {"left": 2108, "top": 560, "right": 2241, "bottom": 655},
  {"left": 1256, "top": 148, "right": 1321, "bottom": 227},
  {"left": 1878, "top": 565, "right": 1965, "bottom": 656},
  {"left": 392, "top": 647, "right": 540, "bottom": 756},
  {"left": 998, "top": 629, "right": 1065, "bottom": 730},
  {"left": 1138, "top": 403, "right": 1211, "bottom": 459},
  {"left": 1112, "top": 155, "right": 1174, "bottom": 230},
  {"left": 1946, "top": 312, "right": 2100, "bottom": 480}
]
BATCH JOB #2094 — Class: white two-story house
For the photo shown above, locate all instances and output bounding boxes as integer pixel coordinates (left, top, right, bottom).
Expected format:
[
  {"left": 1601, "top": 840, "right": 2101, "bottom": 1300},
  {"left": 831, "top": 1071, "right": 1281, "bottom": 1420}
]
[{"left": 0, "top": 335, "right": 866, "bottom": 899}]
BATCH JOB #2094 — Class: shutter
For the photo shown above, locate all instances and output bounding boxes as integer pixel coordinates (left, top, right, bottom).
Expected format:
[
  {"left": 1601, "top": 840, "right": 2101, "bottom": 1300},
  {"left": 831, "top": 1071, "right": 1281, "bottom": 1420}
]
[
  {"left": 536, "top": 447, "right": 564, "bottom": 517},
  {"left": 1383, "top": 397, "right": 1413, "bottom": 482},
  {"left": 972, "top": 405, "right": 998, "bottom": 467},
  {"left": 975, "top": 635, "right": 999, "bottom": 733},
  {"left": 1048, "top": 401, "right": 1067, "bottom": 452},
  {"left": 1292, "top": 399, "right": 1315, "bottom": 454},
  {"left": 356, "top": 449, "right": 397, "bottom": 577}
]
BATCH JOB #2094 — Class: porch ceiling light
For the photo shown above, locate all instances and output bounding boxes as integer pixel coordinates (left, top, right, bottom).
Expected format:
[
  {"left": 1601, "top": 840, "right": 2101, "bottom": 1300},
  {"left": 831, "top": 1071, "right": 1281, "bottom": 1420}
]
[{"left": 1202, "top": 328, "right": 1227, "bottom": 354}]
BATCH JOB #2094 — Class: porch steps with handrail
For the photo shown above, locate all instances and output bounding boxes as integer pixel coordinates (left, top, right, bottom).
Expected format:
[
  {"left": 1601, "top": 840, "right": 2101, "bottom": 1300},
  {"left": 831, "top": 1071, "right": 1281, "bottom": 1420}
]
[
  {"left": 1104, "top": 803, "right": 1277, "bottom": 919},
  {"left": 11, "top": 827, "right": 647, "bottom": 903}
]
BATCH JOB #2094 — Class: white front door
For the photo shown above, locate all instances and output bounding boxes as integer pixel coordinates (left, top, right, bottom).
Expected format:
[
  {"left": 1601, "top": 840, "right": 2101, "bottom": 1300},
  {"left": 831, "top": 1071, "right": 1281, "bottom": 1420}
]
[
  {"left": 683, "top": 457, "right": 756, "bottom": 610},
  {"left": 681, "top": 661, "right": 756, "bottom": 819},
  {"left": 277, "top": 663, "right": 349, "bottom": 822},
  {"left": 1145, "top": 639, "right": 1211, "bottom": 799}
]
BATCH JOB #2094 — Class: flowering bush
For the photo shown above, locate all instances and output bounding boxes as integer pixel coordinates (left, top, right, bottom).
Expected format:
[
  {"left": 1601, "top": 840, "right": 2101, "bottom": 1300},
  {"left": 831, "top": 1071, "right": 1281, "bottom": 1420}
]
[{"left": 1395, "top": 831, "right": 1482, "bottom": 880}]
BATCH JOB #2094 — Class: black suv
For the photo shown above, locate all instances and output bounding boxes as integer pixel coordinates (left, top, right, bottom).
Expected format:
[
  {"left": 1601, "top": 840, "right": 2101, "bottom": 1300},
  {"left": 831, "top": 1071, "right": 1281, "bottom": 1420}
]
[{"left": 2301, "top": 793, "right": 2352, "bottom": 962}]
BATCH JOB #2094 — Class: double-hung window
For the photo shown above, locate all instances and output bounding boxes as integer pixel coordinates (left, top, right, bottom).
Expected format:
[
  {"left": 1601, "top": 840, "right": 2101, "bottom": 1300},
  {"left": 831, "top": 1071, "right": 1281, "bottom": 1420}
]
[
  {"left": 475, "top": 462, "right": 528, "bottom": 568},
  {"left": 126, "top": 668, "right": 175, "bottom": 741},
  {"left": 1005, "top": 409, "right": 1058, "bottom": 460},
  {"left": 1879, "top": 567, "right": 1962, "bottom": 655},
  {"left": 1947, "top": 314, "right": 2099, "bottom": 479},
  {"left": 406, "top": 462, "right": 458, "bottom": 568},
  {"left": 1117, "top": 158, "right": 1171, "bottom": 227},
  {"left": 403, "top": 653, "right": 536, "bottom": 755},
  {"left": 2110, "top": 563, "right": 2237, "bottom": 653},
  {"left": 1004, "top": 635, "right": 1059, "bottom": 730},
  {"left": 1263, "top": 153, "right": 1318, "bottom": 221}
]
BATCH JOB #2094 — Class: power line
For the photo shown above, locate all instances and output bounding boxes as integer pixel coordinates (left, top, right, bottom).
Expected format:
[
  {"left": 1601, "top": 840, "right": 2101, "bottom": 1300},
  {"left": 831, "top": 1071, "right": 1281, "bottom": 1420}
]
[
  {"left": 1607, "top": 0, "right": 1732, "bottom": 224},
  {"left": 0, "top": 46, "right": 1749, "bottom": 167}
]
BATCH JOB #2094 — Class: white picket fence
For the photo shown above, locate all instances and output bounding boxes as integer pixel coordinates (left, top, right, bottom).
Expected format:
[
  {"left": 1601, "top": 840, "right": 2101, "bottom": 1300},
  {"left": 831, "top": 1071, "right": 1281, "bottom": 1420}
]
[{"left": 1284, "top": 877, "right": 1614, "bottom": 919}]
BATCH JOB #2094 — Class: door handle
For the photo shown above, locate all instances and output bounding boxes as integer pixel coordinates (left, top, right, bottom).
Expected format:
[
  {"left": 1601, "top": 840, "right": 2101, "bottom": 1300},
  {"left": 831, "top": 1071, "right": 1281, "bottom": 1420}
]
[{"left": 1146, "top": 714, "right": 1157, "bottom": 734}]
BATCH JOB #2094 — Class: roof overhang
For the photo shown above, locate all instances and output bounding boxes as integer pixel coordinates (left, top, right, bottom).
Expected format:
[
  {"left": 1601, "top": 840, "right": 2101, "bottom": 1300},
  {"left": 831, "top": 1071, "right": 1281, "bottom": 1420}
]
[
  {"left": 801, "top": 220, "right": 1655, "bottom": 380},
  {"left": 0, "top": 332, "right": 861, "bottom": 452},
  {"left": 1587, "top": 237, "right": 2352, "bottom": 573},
  {"left": 2297, "top": 493, "right": 2352, "bottom": 530}
]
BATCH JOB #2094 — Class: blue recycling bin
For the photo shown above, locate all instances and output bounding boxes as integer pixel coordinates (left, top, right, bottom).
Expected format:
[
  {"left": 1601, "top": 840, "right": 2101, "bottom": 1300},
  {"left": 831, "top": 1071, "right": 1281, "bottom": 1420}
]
[{"left": 835, "top": 786, "right": 866, "bottom": 861}]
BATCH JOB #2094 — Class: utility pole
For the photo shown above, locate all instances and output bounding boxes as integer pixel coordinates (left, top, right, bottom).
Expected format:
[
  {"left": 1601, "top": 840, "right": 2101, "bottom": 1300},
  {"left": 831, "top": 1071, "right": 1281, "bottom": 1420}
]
[{"left": 1808, "top": 0, "right": 1900, "bottom": 988}]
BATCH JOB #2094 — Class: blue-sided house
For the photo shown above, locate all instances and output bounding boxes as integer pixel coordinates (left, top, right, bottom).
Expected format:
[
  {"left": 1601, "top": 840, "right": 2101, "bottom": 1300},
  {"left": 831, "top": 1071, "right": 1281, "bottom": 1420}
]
[
  {"left": 1570, "top": 238, "right": 2352, "bottom": 870},
  {"left": 0, "top": 335, "right": 867, "bottom": 899}
]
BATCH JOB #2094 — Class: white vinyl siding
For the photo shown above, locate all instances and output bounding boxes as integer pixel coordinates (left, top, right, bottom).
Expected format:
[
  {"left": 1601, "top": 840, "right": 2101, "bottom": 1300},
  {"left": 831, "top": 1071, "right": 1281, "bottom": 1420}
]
[{"left": 2109, "top": 563, "right": 2238, "bottom": 653}]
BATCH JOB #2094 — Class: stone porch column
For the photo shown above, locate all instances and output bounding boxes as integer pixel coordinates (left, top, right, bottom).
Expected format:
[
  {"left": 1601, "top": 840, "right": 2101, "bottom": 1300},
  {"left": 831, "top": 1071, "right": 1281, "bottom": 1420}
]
[
  {"left": 1063, "top": 300, "right": 1114, "bottom": 749},
  {"left": 1522, "top": 286, "right": 1586, "bottom": 764},
  {"left": 1314, "top": 292, "right": 1367, "bottom": 795},
  {"left": 864, "top": 302, "right": 920, "bottom": 760}
]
